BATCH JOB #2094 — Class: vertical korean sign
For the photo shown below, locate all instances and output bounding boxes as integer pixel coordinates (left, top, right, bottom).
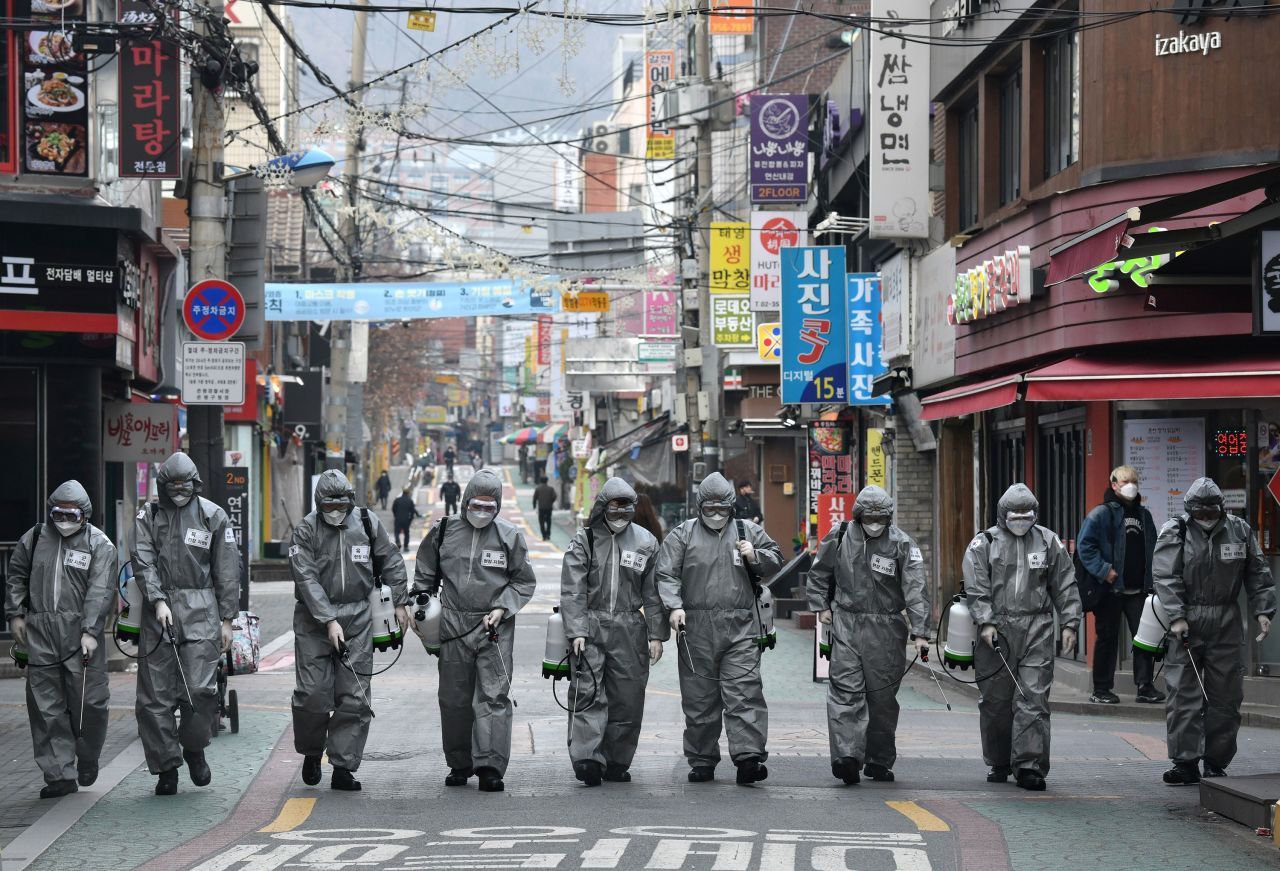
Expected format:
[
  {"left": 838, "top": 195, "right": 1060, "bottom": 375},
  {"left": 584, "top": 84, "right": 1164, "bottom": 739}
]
[
  {"left": 710, "top": 222, "right": 750, "bottom": 294},
  {"left": 643, "top": 290, "right": 678, "bottom": 336},
  {"left": 23, "top": 0, "right": 90, "bottom": 176},
  {"left": 712, "top": 297, "right": 755, "bottom": 347},
  {"left": 847, "top": 273, "right": 890, "bottom": 405},
  {"left": 868, "top": 0, "right": 930, "bottom": 239},
  {"left": 750, "top": 95, "right": 809, "bottom": 203},
  {"left": 224, "top": 464, "right": 250, "bottom": 609},
  {"left": 645, "top": 50, "right": 675, "bottom": 160},
  {"left": 749, "top": 210, "right": 807, "bottom": 311},
  {"left": 809, "top": 421, "right": 856, "bottom": 545},
  {"left": 118, "top": 0, "right": 182, "bottom": 178},
  {"left": 781, "top": 246, "right": 847, "bottom": 403}
]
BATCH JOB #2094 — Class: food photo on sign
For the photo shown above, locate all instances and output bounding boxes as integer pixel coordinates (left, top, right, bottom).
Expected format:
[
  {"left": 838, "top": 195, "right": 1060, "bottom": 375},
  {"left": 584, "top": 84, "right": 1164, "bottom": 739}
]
[{"left": 22, "top": 0, "right": 88, "bottom": 176}]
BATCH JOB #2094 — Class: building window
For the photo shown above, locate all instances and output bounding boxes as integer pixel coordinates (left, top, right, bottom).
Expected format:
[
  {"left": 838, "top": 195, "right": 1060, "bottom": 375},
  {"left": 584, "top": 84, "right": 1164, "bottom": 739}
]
[
  {"left": 1043, "top": 30, "right": 1079, "bottom": 177},
  {"left": 618, "top": 125, "right": 632, "bottom": 155},
  {"left": 999, "top": 69, "right": 1021, "bottom": 205},
  {"left": 957, "top": 102, "right": 979, "bottom": 230}
]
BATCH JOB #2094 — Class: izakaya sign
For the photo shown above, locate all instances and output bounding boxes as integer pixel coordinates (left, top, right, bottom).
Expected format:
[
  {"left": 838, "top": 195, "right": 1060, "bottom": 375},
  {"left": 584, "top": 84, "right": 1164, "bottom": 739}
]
[{"left": 948, "top": 245, "right": 1032, "bottom": 324}]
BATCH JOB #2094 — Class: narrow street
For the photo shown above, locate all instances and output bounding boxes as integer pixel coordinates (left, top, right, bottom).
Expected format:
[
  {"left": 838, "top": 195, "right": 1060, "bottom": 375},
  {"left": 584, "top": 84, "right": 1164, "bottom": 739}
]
[{"left": 1, "top": 466, "right": 1277, "bottom": 871}]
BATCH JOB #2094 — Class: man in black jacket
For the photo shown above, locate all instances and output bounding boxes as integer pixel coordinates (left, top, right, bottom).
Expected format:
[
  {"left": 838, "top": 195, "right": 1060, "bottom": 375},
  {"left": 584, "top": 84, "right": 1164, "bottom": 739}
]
[
  {"left": 533, "top": 477, "right": 557, "bottom": 541},
  {"left": 391, "top": 487, "right": 421, "bottom": 551},
  {"left": 733, "top": 481, "right": 762, "bottom": 525},
  {"left": 440, "top": 476, "right": 461, "bottom": 516}
]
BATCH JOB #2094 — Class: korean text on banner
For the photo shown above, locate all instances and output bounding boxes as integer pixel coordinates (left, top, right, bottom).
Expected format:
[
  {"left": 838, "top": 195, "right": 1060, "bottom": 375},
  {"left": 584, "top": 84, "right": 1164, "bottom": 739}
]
[
  {"left": 868, "top": 0, "right": 930, "bottom": 239},
  {"left": 865, "top": 428, "right": 886, "bottom": 488},
  {"left": 847, "top": 273, "right": 890, "bottom": 405},
  {"left": 710, "top": 223, "right": 750, "bottom": 294},
  {"left": 750, "top": 210, "right": 807, "bottom": 311},
  {"left": 264, "top": 278, "right": 557, "bottom": 320},
  {"left": 781, "top": 246, "right": 848, "bottom": 403},
  {"left": 645, "top": 50, "right": 675, "bottom": 160},
  {"left": 750, "top": 95, "right": 809, "bottom": 203},
  {"left": 808, "top": 420, "right": 856, "bottom": 543},
  {"left": 712, "top": 295, "right": 756, "bottom": 347}
]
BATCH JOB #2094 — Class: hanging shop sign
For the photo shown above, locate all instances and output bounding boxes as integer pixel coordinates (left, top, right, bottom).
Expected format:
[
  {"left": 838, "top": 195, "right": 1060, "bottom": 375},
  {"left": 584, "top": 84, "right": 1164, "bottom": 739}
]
[
  {"left": 868, "top": 0, "right": 930, "bottom": 239},
  {"left": 749, "top": 210, "right": 807, "bottom": 311},
  {"left": 645, "top": 50, "right": 675, "bottom": 160},
  {"left": 879, "top": 250, "right": 910, "bottom": 358},
  {"left": 781, "top": 246, "right": 847, "bottom": 403},
  {"left": 643, "top": 290, "right": 678, "bottom": 335},
  {"left": 808, "top": 420, "right": 856, "bottom": 544},
  {"left": 23, "top": 0, "right": 90, "bottom": 177},
  {"left": 710, "top": 0, "right": 754, "bottom": 34},
  {"left": 1255, "top": 230, "right": 1280, "bottom": 335},
  {"left": 561, "top": 291, "right": 610, "bottom": 313},
  {"left": 118, "top": 0, "right": 182, "bottom": 178},
  {"left": 749, "top": 95, "right": 809, "bottom": 204},
  {"left": 847, "top": 273, "right": 890, "bottom": 406},
  {"left": 710, "top": 222, "right": 750, "bottom": 294},
  {"left": 712, "top": 295, "right": 756, "bottom": 347},
  {"left": 103, "top": 401, "right": 178, "bottom": 463},
  {"left": 948, "top": 245, "right": 1032, "bottom": 324}
]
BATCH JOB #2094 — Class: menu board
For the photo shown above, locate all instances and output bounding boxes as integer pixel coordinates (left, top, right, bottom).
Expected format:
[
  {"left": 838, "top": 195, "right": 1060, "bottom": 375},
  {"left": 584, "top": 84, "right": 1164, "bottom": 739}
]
[
  {"left": 22, "top": 0, "right": 90, "bottom": 176},
  {"left": 1123, "top": 417, "right": 1205, "bottom": 530}
]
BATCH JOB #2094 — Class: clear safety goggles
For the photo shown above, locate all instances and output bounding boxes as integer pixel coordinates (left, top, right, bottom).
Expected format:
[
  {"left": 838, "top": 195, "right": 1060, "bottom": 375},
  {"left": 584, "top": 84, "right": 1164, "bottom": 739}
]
[
  {"left": 700, "top": 504, "right": 733, "bottom": 519},
  {"left": 605, "top": 499, "right": 636, "bottom": 522},
  {"left": 1006, "top": 510, "right": 1036, "bottom": 524},
  {"left": 1190, "top": 505, "right": 1223, "bottom": 522},
  {"left": 49, "top": 507, "right": 84, "bottom": 524},
  {"left": 317, "top": 496, "right": 354, "bottom": 512},
  {"left": 467, "top": 499, "right": 498, "bottom": 516},
  {"left": 165, "top": 481, "right": 195, "bottom": 498}
]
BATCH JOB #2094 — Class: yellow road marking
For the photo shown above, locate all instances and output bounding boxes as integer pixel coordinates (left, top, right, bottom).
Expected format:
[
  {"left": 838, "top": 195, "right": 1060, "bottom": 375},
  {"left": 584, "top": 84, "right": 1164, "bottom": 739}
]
[
  {"left": 259, "top": 797, "right": 316, "bottom": 833},
  {"left": 887, "top": 800, "right": 950, "bottom": 832}
]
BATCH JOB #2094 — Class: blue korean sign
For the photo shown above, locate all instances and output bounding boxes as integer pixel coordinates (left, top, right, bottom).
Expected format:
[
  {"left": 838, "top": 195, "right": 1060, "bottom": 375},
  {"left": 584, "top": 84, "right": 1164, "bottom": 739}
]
[
  {"left": 781, "top": 246, "right": 847, "bottom": 403},
  {"left": 264, "top": 278, "right": 559, "bottom": 321},
  {"left": 847, "top": 273, "right": 890, "bottom": 405}
]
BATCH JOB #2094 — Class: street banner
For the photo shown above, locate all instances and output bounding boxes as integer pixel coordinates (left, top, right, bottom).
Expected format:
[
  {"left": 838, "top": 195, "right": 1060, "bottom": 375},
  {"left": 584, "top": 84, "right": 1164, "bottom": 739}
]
[
  {"left": 710, "top": 222, "right": 750, "bottom": 295},
  {"left": 750, "top": 95, "right": 809, "bottom": 203},
  {"left": 808, "top": 420, "right": 856, "bottom": 544},
  {"left": 645, "top": 49, "right": 675, "bottom": 160},
  {"left": 749, "top": 210, "right": 807, "bottom": 311},
  {"left": 847, "top": 273, "right": 890, "bottom": 405},
  {"left": 264, "top": 278, "right": 558, "bottom": 320},
  {"left": 118, "top": 0, "right": 182, "bottom": 178},
  {"left": 103, "top": 401, "right": 177, "bottom": 463},
  {"left": 781, "top": 246, "right": 847, "bottom": 403},
  {"left": 712, "top": 295, "right": 755, "bottom": 347},
  {"left": 869, "top": 0, "right": 930, "bottom": 238}
]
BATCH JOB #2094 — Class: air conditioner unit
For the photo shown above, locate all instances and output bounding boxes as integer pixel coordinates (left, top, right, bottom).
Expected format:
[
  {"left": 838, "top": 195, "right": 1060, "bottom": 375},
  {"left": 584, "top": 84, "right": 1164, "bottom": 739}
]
[{"left": 589, "top": 122, "right": 617, "bottom": 154}]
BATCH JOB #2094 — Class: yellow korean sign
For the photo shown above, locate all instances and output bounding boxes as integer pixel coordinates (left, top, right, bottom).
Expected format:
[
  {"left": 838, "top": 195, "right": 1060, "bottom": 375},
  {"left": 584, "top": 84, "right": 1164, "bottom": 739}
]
[
  {"left": 408, "top": 10, "right": 436, "bottom": 31},
  {"left": 417, "top": 406, "right": 448, "bottom": 425},
  {"left": 866, "top": 428, "right": 887, "bottom": 489},
  {"left": 710, "top": 222, "right": 750, "bottom": 294},
  {"left": 645, "top": 50, "right": 675, "bottom": 160},
  {"left": 561, "top": 292, "right": 610, "bottom": 313}
]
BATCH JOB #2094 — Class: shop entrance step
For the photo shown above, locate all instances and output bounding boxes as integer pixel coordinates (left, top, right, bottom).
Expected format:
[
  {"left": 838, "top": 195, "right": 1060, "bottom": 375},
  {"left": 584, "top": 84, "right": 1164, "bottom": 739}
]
[{"left": 1200, "top": 772, "right": 1280, "bottom": 829}]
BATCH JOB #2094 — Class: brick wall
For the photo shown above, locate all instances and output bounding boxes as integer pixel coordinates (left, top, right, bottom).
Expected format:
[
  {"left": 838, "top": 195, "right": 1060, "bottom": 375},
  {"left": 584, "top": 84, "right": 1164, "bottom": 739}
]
[
  {"left": 759, "top": 0, "right": 857, "bottom": 94},
  {"left": 892, "top": 423, "right": 939, "bottom": 614}
]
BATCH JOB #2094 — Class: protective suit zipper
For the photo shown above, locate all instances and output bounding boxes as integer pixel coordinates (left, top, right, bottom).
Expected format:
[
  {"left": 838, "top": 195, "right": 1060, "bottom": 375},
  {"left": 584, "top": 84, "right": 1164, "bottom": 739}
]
[
  {"left": 339, "top": 527, "right": 346, "bottom": 597},
  {"left": 608, "top": 534, "right": 619, "bottom": 613},
  {"left": 52, "top": 537, "right": 63, "bottom": 612}
]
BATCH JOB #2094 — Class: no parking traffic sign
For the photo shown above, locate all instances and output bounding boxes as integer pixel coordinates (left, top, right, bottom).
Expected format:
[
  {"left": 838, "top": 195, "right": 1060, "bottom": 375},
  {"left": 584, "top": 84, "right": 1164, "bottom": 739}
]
[{"left": 184, "top": 279, "right": 245, "bottom": 341}]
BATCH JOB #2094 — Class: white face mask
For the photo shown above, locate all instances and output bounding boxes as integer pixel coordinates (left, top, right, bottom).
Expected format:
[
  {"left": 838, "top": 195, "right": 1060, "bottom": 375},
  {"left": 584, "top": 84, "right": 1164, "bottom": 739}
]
[
  {"left": 55, "top": 521, "right": 82, "bottom": 537},
  {"left": 861, "top": 522, "right": 886, "bottom": 538},
  {"left": 170, "top": 494, "right": 192, "bottom": 507},
  {"left": 467, "top": 510, "right": 495, "bottom": 529},
  {"left": 1119, "top": 483, "right": 1139, "bottom": 501},
  {"left": 607, "top": 518, "right": 630, "bottom": 534},
  {"left": 322, "top": 510, "right": 348, "bottom": 526},
  {"left": 701, "top": 514, "right": 729, "bottom": 531},
  {"left": 1006, "top": 516, "right": 1035, "bottom": 537},
  {"left": 1195, "top": 518, "right": 1218, "bottom": 531}
]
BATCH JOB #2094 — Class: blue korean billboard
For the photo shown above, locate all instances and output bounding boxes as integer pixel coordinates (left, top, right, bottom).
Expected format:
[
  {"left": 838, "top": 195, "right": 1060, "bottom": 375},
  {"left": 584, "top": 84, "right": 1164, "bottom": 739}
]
[
  {"left": 781, "top": 246, "right": 847, "bottom": 403},
  {"left": 264, "top": 277, "right": 558, "bottom": 321},
  {"left": 847, "top": 273, "right": 890, "bottom": 405}
]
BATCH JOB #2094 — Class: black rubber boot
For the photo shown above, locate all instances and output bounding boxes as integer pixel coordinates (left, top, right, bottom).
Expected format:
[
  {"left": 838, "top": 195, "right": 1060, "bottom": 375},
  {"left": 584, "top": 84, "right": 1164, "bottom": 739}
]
[
  {"left": 574, "top": 760, "right": 603, "bottom": 787},
  {"left": 77, "top": 758, "right": 99, "bottom": 787},
  {"left": 155, "top": 769, "right": 179, "bottom": 796},
  {"left": 1015, "top": 769, "right": 1046, "bottom": 791},
  {"left": 986, "top": 765, "right": 1013, "bottom": 783},
  {"left": 603, "top": 764, "right": 631, "bottom": 782},
  {"left": 832, "top": 758, "right": 861, "bottom": 785},
  {"left": 331, "top": 767, "right": 362, "bottom": 791},
  {"left": 184, "top": 750, "right": 211, "bottom": 787},
  {"left": 302, "top": 755, "right": 323, "bottom": 786},
  {"left": 1164, "top": 762, "right": 1201, "bottom": 785},
  {"left": 687, "top": 766, "right": 715, "bottom": 783},
  {"left": 477, "top": 767, "right": 505, "bottom": 792},
  {"left": 863, "top": 763, "right": 895, "bottom": 782},
  {"left": 735, "top": 758, "right": 768, "bottom": 785},
  {"left": 40, "top": 780, "right": 79, "bottom": 799},
  {"left": 445, "top": 766, "right": 473, "bottom": 787}
]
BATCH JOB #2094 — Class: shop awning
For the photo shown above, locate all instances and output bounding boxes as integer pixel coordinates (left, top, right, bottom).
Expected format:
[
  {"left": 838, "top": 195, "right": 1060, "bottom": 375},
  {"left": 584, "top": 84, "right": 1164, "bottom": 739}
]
[
  {"left": 1046, "top": 164, "right": 1280, "bottom": 286},
  {"left": 1024, "top": 354, "right": 1280, "bottom": 402},
  {"left": 919, "top": 374, "right": 1023, "bottom": 421}
]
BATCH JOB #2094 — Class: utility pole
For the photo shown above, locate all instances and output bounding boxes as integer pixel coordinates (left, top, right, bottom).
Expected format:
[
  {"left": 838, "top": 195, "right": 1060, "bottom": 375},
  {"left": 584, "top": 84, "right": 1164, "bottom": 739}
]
[
  {"left": 324, "top": 0, "right": 368, "bottom": 473},
  {"left": 186, "top": 0, "right": 227, "bottom": 506},
  {"left": 694, "top": 2, "right": 719, "bottom": 475}
]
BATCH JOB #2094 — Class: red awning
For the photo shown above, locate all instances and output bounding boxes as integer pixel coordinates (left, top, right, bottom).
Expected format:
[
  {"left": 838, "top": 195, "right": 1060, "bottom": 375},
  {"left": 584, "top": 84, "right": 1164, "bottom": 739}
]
[
  {"left": 1024, "top": 355, "right": 1280, "bottom": 402},
  {"left": 1045, "top": 211, "right": 1136, "bottom": 286},
  {"left": 919, "top": 374, "right": 1023, "bottom": 421}
]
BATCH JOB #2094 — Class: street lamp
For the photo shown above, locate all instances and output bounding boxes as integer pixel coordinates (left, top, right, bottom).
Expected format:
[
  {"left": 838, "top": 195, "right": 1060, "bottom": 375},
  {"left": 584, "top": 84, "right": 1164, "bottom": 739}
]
[{"left": 264, "top": 148, "right": 337, "bottom": 188}]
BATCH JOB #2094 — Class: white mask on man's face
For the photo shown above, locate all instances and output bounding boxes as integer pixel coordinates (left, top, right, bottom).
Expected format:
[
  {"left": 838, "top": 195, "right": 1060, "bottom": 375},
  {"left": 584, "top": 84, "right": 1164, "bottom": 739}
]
[
  {"left": 861, "top": 522, "right": 886, "bottom": 538},
  {"left": 170, "top": 494, "right": 192, "bottom": 507},
  {"left": 607, "top": 518, "right": 630, "bottom": 534},
  {"left": 55, "top": 521, "right": 82, "bottom": 537},
  {"left": 322, "top": 510, "right": 348, "bottom": 526},
  {"left": 1119, "top": 483, "right": 1139, "bottom": 501},
  {"left": 1195, "top": 518, "right": 1218, "bottom": 531},
  {"left": 1006, "top": 515, "right": 1035, "bottom": 537}
]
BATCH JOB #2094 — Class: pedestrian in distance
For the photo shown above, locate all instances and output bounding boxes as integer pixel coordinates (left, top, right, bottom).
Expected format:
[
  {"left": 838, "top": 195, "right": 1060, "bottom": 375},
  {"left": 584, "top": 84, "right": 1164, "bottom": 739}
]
[
  {"left": 412, "top": 469, "right": 536, "bottom": 792},
  {"left": 560, "top": 478, "right": 667, "bottom": 786},
  {"left": 733, "top": 480, "right": 763, "bottom": 525},
  {"left": 658, "top": 473, "right": 783, "bottom": 785},
  {"left": 1154, "top": 477, "right": 1275, "bottom": 785},
  {"left": 440, "top": 475, "right": 462, "bottom": 517},
  {"left": 471, "top": 451, "right": 484, "bottom": 472},
  {"left": 132, "top": 452, "right": 239, "bottom": 796},
  {"left": 289, "top": 470, "right": 409, "bottom": 791},
  {"left": 533, "top": 475, "right": 558, "bottom": 542},
  {"left": 963, "top": 483, "right": 1082, "bottom": 792},
  {"left": 444, "top": 446, "right": 456, "bottom": 476},
  {"left": 807, "top": 485, "right": 930, "bottom": 785},
  {"left": 1077, "top": 465, "right": 1164, "bottom": 704},
  {"left": 5, "top": 481, "right": 115, "bottom": 799},
  {"left": 375, "top": 471, "right": 392, "bottom": 511},
  {"left": 391, "top": 486, "right": 421, "bottom": 551}
]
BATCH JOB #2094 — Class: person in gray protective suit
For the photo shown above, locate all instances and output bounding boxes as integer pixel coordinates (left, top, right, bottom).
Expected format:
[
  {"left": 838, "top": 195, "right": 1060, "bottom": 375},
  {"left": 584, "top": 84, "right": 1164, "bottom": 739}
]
[
  {"left": 963, "top": 483, "right": 1081, "bottom": 792},
  {"left": 807, "top": 485, "right": 930, "bottom": 786},
  {"left": 1154, "top": 477, "right": 1276, "bottom": 785},
  {"left": 290, "top": 470, "right": 409, "bottom": 791},
  {"left": 133, "top": 452, "right": 239, "bottom": 796},
  {"left": 560, "top": 477, "right": 667, "bottom": 786},
  {"left": 657, "top": 473, "right": 783, "bottom": 785},
  {"left": 413, "top": 468, "right": 536, "bottom": 792},
  {"left": 5, "top": 481, "right": 115, "bottom": 798}
]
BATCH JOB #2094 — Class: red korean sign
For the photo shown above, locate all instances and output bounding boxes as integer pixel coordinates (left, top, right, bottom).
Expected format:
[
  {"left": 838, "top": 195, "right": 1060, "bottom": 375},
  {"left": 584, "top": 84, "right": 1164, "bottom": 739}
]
[
  {"left": 118, "top": 0, "right": 182, "bottom": 178},
  {"left": 807, "top": 420, "right": 856, "bottom": 546},
  {"left": 817, "top": 493, "right": 855, "bottom": 541},
  {"left": 536, "top": 315, "right": 552, "bottom": 367}
]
